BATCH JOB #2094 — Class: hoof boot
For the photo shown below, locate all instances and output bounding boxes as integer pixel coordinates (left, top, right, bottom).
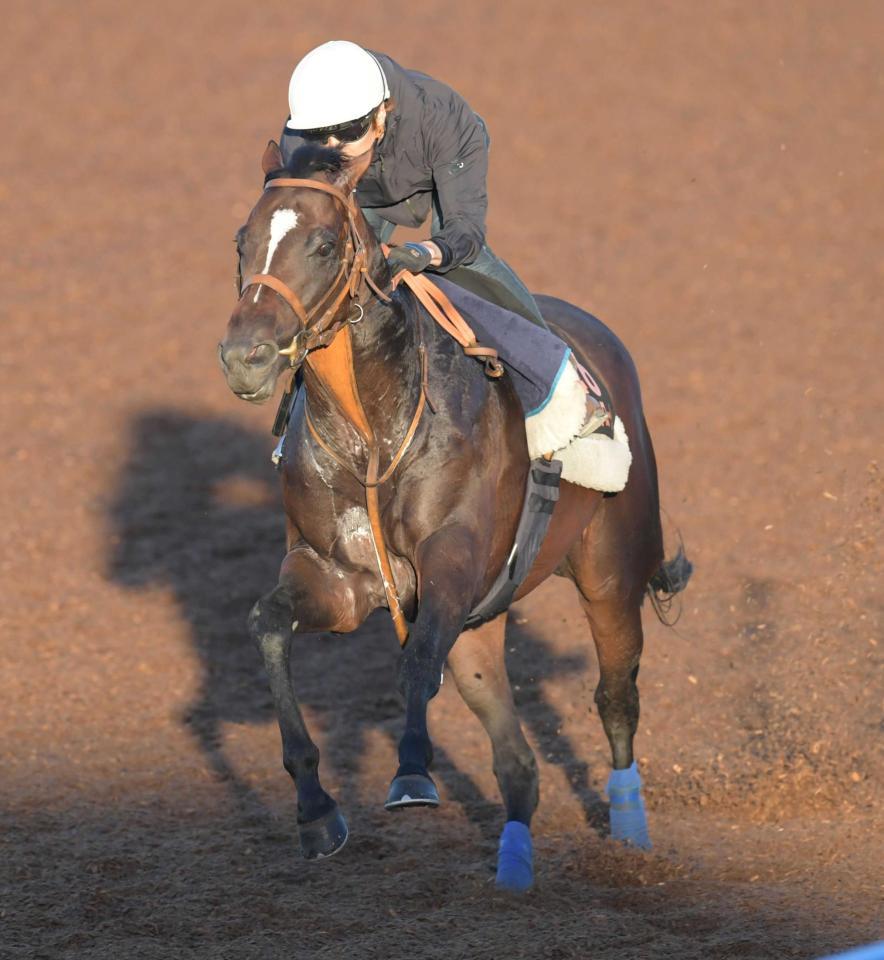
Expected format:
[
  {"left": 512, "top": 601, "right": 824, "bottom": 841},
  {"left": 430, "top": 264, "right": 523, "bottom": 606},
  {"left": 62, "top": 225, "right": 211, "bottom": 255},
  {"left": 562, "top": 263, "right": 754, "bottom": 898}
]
[
  {"left": 298, "top": 804, "right": 349, "bottom": 861},
  {"left": 495, "top": 821, "right": 534, "bottom": 892},
  {"left": 607, "top": 762, "right": 651, "bottom": 850},
  {"left": 384, "top": 773, "right": 439, "bottom": 810}
]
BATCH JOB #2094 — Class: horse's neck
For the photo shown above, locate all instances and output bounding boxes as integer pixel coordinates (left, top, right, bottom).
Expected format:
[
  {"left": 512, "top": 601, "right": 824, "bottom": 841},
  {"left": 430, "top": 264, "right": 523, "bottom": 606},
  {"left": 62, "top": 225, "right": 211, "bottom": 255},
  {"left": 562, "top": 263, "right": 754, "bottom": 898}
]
[{"left": 302, "top": 292, "right": 421, "bottom": 454}]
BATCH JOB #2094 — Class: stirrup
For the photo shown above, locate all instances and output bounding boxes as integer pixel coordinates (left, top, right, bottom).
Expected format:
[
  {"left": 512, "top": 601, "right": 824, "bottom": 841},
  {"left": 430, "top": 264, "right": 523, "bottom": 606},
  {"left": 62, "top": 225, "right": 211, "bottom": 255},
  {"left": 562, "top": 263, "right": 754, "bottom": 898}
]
[{"left": 577, "top": 396, "right": 611, "bottom": 438}]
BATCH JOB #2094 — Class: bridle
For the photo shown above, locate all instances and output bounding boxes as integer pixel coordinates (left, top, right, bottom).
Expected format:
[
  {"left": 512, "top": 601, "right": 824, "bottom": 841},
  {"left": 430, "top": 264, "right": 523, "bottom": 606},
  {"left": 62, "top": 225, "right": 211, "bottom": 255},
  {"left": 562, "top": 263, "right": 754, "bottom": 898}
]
[{"left": 238, "top": 177, "right": 391, "bottom": 366}]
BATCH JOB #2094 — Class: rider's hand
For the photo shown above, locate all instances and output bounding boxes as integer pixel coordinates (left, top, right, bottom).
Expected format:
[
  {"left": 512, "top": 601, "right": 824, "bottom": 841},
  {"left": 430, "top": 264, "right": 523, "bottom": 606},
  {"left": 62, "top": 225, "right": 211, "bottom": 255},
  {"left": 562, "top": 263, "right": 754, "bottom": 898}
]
[{"left": 387, "top": 242, "right": 434, "bottom": 275}]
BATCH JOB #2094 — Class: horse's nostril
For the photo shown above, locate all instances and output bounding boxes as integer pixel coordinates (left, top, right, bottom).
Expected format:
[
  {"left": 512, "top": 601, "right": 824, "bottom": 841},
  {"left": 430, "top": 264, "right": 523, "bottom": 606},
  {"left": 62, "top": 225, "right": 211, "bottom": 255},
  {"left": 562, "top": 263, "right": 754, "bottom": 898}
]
[{"left": 246, "top": 341, "right": 278, "bottom": 367}]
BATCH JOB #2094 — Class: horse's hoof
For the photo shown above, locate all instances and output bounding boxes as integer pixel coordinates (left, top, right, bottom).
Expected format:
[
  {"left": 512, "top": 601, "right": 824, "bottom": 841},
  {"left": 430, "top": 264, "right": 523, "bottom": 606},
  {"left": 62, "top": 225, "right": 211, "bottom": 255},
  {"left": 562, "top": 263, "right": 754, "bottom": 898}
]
[
  {"left": 384, "top": 773, "right": 439, "bottom": 810},
  {"left": 298, "top": 804, "right": 349, "bottom": 860},
  {"left": 607, "top": 761, "right": 651, "bottom": 850},
  {"left": 495, "top": 820, "right": 534, "bottom": 892}
]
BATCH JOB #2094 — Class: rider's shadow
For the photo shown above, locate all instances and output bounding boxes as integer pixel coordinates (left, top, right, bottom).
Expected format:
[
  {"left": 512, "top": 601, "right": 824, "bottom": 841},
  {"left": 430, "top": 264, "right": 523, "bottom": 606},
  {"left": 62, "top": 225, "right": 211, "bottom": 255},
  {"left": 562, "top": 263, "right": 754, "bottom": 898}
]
[{"left": 106, "top": 409, "right": 604, "bottom": 836}]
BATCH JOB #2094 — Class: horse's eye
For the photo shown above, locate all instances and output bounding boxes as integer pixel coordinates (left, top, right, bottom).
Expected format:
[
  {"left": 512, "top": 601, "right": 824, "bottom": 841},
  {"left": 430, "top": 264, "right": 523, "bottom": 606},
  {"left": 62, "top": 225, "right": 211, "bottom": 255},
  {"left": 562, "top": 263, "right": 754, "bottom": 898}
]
[{"left": 317, "top": 241, "right": 334, "bottom": 258}]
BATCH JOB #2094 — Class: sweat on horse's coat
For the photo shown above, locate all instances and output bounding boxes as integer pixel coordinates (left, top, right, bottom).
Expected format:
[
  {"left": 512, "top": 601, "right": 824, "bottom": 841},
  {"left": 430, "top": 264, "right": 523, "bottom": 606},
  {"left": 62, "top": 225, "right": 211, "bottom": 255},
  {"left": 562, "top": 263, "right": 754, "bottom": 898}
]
[{"left": 271, "top": 273, "right": 627, "bottom": 487}]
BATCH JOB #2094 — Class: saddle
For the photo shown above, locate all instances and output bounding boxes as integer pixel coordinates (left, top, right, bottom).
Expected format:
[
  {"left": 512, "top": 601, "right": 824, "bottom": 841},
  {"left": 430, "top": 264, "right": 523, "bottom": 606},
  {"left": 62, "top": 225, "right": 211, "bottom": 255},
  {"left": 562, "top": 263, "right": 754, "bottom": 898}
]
[{"left": 397, "top": 269, "right": 614, "bottom": 442}]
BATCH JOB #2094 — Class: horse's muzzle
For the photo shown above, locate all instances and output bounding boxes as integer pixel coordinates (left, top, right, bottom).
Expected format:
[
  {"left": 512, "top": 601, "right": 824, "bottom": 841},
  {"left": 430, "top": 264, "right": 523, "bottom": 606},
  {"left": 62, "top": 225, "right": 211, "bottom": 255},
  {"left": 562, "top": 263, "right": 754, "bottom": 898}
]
[{"left": 218, "top": 340, "right": 281, "bottom": 402}]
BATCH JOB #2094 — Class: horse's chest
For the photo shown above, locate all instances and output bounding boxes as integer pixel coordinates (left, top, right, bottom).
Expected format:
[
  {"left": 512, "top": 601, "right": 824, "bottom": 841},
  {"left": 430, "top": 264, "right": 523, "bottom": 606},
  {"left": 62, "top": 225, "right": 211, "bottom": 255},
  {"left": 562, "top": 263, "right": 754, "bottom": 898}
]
[{"left": 329, "top": 505, "right": 378, "bottom": 568}]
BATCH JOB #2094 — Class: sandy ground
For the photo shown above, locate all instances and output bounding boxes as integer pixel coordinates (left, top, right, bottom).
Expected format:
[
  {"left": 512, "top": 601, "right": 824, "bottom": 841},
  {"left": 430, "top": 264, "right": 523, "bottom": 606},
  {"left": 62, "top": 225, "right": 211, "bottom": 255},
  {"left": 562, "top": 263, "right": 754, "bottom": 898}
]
[{"left": 1, "top": 1, "right": 881, "bottom": 958}]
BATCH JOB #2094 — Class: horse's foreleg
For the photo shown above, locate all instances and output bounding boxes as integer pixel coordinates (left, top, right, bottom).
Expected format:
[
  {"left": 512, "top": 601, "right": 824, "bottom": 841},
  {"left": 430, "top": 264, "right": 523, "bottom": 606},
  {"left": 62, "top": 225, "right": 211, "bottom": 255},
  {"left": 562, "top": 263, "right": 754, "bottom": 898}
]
[
  {"left": 385, "top": 525, "right": 479, "bottom": 811},
  {"left": 249, "top": 548, "right": 370, "bottom": 860},
  {"left": 448, "top": 612, "right": 539, "bottom": 891}
]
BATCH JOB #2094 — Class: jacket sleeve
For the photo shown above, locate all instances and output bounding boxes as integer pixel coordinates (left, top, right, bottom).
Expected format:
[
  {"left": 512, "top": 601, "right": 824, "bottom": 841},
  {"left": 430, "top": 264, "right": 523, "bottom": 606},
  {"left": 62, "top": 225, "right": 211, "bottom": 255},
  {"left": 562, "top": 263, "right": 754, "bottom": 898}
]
[{"left": 427, "top": 105, "right": 489, "bottom": 271}]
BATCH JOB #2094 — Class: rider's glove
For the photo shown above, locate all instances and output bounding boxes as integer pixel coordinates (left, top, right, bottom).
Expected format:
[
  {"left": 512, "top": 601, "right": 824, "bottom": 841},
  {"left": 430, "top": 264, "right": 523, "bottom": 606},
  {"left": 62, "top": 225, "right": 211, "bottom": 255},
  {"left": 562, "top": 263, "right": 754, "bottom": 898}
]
[{"left": 387, "top": 242, "right": 433, "bottom": 276}]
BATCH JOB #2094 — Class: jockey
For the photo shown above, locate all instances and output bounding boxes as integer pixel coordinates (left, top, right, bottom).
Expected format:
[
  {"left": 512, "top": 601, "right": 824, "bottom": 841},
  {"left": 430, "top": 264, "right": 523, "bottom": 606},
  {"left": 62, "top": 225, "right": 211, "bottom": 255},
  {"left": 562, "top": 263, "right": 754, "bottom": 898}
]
[
  {"left": 280, "top": 40, "right": 546, "bottom": 327},
  {"left": 280, "top": 41, "right": 608, "bottom": 439}
]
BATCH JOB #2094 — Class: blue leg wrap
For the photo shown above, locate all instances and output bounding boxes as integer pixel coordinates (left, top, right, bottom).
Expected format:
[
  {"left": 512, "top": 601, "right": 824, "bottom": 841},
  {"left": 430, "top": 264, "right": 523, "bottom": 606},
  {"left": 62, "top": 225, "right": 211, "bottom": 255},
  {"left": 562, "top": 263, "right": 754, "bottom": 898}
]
[
  {"left": 606, "top": 762, "right": 651, "bottom": 849},
  {"left": 495, "top": 820, "right": 534, "bottom": 891},
  {"left": 818, "top": 942, "right": 884, "bottom": 960}
]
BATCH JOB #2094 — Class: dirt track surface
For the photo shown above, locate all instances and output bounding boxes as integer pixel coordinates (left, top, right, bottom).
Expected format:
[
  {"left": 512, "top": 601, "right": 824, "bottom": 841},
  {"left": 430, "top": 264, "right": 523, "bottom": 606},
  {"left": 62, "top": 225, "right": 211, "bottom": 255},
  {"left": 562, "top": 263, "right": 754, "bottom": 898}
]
[{"left": 2, "top": 2, "right": 882, "bottom": 958}]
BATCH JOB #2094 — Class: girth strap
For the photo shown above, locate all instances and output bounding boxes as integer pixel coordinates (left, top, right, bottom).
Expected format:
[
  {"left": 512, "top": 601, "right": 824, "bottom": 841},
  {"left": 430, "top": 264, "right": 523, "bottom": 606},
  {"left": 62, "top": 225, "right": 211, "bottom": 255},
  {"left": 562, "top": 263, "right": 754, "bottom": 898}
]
[{"left": 463, "top": 457, "right": 562, "bottom": 629}]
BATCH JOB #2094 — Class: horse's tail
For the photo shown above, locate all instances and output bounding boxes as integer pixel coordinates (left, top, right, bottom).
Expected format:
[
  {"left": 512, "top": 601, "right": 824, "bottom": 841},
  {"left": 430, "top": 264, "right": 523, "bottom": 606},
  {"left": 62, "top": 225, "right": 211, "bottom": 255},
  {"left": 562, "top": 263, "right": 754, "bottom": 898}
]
[{"left": 646, "top": 545, "right": 693, "bottom": 626}]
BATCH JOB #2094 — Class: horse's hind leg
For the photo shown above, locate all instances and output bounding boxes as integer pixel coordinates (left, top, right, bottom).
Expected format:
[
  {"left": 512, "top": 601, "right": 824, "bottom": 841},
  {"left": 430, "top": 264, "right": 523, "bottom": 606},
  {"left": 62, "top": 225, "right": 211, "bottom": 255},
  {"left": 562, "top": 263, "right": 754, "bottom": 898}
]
[
  {"left": 448, "top": 613, "right": 539, "bottom": 891},
  {"left": 568, "top": 482, "right": 661, "bottom": 849},
  {"left": 577, "top": 591, "right": 652, "bottom": 849}
]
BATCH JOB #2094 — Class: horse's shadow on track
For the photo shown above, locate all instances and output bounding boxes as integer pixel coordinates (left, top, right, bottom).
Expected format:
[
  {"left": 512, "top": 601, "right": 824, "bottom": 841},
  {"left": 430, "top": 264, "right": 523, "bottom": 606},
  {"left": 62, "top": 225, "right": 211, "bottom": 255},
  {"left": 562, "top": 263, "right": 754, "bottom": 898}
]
[{"left": 107, "top": 409, "right": 605, "bottom": 837}]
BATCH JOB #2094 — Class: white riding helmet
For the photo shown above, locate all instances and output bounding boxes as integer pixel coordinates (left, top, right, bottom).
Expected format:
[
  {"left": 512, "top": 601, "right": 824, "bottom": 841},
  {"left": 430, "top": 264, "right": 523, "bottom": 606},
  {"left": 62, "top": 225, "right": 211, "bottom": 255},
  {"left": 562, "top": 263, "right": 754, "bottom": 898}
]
[{"left": 286, "top": 41, "right": 390, "bottom": 131}]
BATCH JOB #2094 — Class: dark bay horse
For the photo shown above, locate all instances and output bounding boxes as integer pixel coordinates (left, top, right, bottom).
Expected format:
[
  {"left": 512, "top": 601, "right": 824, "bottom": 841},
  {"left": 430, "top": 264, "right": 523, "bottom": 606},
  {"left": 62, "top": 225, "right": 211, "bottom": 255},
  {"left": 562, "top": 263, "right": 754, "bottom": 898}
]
[{"left": 218, "top": 141, "right": 690, "bottom": 890}]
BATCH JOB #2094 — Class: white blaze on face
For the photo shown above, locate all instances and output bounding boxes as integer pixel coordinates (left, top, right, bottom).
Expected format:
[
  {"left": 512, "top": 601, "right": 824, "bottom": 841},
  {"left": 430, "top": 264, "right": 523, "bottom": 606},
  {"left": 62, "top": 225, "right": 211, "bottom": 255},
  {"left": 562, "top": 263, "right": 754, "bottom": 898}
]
[{"left": 253, "top": 208, "right": 300, "bottom": 302}]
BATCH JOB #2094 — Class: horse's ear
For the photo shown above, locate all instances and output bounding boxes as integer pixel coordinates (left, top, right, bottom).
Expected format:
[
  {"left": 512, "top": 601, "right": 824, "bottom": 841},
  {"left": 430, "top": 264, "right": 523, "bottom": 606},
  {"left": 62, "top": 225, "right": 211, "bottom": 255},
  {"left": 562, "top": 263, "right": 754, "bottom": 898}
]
[
  {"left": 262, "top": 140, "right": 284, "bottom": 176},
  {"left": 335, "top": 147, "right": 373, "bottom": 196}
]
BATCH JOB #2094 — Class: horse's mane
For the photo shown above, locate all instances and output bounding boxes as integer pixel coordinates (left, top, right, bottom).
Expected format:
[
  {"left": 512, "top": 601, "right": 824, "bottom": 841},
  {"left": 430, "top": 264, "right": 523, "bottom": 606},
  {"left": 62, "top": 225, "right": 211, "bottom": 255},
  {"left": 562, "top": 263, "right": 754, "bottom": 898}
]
[{"left": 263, "top": 143, "right": 344, "bottom": 185}]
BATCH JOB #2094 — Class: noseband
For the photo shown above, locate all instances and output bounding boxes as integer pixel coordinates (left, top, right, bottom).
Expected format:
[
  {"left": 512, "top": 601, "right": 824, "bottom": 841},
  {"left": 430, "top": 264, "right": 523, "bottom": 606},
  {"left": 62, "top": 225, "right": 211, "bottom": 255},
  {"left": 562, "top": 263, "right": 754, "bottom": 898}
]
[{"left": 239, "top": 177, "right": 390, "bottom": 366}]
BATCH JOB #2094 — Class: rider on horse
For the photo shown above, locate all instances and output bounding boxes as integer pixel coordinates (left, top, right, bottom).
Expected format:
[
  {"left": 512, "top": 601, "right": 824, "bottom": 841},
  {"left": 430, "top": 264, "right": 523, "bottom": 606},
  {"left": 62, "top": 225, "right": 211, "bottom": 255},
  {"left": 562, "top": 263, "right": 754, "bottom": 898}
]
[
  {"left": 218, "top": 40, "right": 691, "bottom": 886},
  {"left": 279, "top": 41, "right": 608, "bottom": 442}
]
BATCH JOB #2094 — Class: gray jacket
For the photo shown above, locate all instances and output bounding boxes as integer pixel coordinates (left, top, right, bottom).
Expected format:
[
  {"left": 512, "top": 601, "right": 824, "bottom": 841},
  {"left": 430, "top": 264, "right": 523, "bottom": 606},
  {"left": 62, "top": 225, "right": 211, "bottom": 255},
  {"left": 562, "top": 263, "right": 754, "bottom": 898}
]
[{"left": 280, "top": 51, "right": 489, "bottom": 272}]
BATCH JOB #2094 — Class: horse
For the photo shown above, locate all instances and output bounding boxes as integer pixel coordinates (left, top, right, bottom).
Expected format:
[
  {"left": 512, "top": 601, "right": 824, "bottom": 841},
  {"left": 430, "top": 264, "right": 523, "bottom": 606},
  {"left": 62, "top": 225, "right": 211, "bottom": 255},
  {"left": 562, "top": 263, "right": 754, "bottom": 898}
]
[{"left": 217, "top": 140, "right": 691, "bottom": 891}]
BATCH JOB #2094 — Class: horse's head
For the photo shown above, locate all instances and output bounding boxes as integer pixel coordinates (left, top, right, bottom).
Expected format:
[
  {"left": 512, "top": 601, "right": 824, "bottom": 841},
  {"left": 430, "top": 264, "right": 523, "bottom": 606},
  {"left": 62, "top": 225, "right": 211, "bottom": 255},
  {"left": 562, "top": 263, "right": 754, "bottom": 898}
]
[{"left": 218, "top": 140, "right": 382, "bottom": 403}]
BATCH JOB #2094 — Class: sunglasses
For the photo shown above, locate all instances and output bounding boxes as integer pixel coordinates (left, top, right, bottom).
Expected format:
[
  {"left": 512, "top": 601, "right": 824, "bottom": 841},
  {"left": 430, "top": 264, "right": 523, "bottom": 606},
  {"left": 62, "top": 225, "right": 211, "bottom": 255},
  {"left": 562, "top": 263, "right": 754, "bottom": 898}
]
[{"left": 297, "top": 111, "right": 375, "bottom": 145}]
